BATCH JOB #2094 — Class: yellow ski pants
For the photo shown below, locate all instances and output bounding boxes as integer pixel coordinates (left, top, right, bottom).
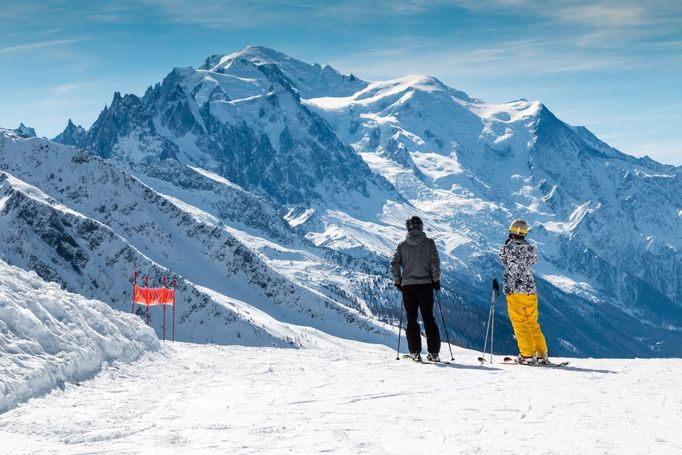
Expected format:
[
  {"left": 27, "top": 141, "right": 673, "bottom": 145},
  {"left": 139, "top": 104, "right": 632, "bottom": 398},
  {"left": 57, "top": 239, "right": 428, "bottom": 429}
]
[{"left": 506, "top": 293, "right": 547, "bottom": 358}]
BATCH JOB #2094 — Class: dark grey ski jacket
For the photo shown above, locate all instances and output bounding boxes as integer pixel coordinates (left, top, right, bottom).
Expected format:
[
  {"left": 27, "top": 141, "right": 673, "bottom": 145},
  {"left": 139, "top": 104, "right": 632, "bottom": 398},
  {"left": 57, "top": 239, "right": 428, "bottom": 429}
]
[
  {"left": 391, "top": 229, "right": 441, "bottom": 286},
  {"left": 498, "top": 238, "right": 539, "bottom": 294}
]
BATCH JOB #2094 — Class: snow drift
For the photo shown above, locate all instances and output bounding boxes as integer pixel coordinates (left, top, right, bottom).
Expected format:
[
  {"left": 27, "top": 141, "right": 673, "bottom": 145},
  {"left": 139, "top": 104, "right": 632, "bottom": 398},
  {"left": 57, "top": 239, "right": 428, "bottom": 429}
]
[{"left": 0, "top": 259, "right": 159, "bottom": 414}]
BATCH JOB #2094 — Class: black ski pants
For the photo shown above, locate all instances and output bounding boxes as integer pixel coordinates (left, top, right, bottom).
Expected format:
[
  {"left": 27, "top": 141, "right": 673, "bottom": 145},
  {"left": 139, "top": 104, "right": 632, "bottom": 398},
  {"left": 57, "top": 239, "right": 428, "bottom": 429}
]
[{"left": 402, "top": 283, "right": 441, "bottom": 354}]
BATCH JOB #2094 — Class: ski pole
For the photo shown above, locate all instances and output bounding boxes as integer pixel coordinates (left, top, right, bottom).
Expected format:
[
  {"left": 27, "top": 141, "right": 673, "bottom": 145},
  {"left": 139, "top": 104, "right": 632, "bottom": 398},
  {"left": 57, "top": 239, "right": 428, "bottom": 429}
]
[
  {"left": 478, "top": 279, "right": 499, "bottom": 363},
  {"left": 488, "top": 279, "right": 500, "bottom": 363},
  {"left": 490, "top": 291, "right": 496, "bottom": 364},
  {"left": 396, "top": 297, "right": 405, "bottom": 360},
  {"left": 479, "top": 298, "right": 494, "bottom": 363},
  {"left": 435, "top": 291, "right": 455, "bottom": 361}
]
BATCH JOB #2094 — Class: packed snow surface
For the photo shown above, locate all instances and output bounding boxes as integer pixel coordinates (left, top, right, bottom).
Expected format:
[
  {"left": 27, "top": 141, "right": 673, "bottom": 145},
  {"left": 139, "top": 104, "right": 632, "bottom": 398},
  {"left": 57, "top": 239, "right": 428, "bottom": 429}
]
[
  {"left": 1, "top": 341, "right": 680, "bottom": 454},
  {"left": 0, "top": 260, "right": 159, "bottom": 414}
]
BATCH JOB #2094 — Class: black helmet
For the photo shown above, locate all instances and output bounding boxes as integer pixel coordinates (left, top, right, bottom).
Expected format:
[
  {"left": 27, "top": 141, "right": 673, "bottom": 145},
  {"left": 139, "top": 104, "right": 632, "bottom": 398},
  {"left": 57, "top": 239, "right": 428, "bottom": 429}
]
[{"left": 406, "top": 216, "right": 423, "bottom": 231}]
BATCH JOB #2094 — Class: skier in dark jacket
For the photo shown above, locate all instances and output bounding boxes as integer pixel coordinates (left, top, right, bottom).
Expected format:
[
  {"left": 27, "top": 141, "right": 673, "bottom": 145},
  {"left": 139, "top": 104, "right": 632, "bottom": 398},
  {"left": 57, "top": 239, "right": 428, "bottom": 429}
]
[
  {"left": 391, "top": 216, "right": 441, "bottom": 362},
  {"left": 499, "top": 219, "right": 549, "bottom": 364}
]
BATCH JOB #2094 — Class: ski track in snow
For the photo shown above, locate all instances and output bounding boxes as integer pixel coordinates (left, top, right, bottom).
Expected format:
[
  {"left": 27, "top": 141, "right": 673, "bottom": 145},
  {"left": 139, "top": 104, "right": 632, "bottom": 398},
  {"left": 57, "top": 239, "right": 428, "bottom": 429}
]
[{"left": 1, "top": 342, "right": 681, "bottom": 454}]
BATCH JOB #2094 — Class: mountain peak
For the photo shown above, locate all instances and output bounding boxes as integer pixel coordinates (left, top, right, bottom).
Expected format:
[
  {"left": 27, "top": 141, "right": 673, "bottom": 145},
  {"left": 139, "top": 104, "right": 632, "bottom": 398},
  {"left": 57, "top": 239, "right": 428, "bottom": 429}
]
[
  {"left": 198, "top": 45, "right": 368, "bottom": 98},
  {"left": 53, "top": 118, "right": 86, "bottom": 147},
  {"left": 199, "top": 45, "right": 286, "bottom": 71},
  {"left": 391, "top": 74, "right": 469, "bottom": 98},
  {"left": 398, "top": 74, "right": 446, "bottom": 88},
  {"left": 14, "top": 123, "right": 36, "bottom": 138}
]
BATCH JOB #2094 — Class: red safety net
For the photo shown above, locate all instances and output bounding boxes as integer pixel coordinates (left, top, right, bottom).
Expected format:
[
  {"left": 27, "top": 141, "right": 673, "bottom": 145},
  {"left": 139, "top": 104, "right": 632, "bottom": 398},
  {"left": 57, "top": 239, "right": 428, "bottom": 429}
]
[
  {"left": 131, "top": 272, "right": 177, "bottom": 342},
  {"left": 133, "top": 285, "right": 175, "bottom": 305}
]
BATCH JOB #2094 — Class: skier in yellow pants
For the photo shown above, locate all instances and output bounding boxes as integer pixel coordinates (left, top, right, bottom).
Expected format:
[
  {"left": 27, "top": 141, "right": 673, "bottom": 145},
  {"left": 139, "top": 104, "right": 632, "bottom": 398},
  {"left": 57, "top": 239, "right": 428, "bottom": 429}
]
[{"left": 499, "top": 219, "right": 549, "bottom": 364}]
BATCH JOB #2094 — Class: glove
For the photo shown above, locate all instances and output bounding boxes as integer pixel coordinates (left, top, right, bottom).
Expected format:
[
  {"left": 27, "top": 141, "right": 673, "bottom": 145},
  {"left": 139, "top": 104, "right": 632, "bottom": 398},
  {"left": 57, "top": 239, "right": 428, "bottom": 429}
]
[
  {"left": 432, "top": 280, "right": 441, "bottom": 291},
  {"left": 394, "top": 283, "right": 403, "bottom": 292},
  {"left": 492, "top": 278, "right": 500, "bottom": 293}
]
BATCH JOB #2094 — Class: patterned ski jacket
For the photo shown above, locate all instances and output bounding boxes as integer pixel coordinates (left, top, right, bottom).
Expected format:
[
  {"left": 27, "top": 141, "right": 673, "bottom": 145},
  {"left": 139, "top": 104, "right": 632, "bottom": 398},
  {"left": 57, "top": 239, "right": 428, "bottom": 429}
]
[
  {"left": 391, "top": 229, "right": 441, "bottom": 286},
  {"left": 498, "top": 238, "right": 538, "bottom": 295}
]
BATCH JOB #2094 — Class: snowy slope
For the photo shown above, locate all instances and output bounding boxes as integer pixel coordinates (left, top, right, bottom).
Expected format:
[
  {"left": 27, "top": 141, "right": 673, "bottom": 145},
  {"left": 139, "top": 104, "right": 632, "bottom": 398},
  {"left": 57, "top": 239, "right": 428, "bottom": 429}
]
[
  {"left": 0, "top": 169, "right": 281, "bottom": 346},
  {"left": 1, "top": 341, "right": 681, "bottom": 454},
  {"left": 0, "top": 258, "right": 159, "bottom": 414},
  {"left": 0, "top": 129, "right": 394, "bottom": 348}
]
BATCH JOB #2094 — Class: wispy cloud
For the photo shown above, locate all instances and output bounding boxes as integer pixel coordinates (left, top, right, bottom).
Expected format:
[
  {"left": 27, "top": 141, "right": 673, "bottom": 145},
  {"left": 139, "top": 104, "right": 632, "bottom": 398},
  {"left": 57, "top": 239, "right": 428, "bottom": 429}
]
[
  {"left": 442, "top": 0, "right": 681, "bottom": 25},
  {"left": 550, "top": 4, "right": 647, "bottom": 27},
  {"left": 51, "top": 83, "right": 85, "bottom": 97},
  {"left": 580, "top": 105, "right": 682, "bottom": 126},
  {"left": 421, "top": 0, "right": 682, "bottom": 49},
  {"left": 327, "top": 36, "right": 641, "bottom": 85},
  {"left": 0, "top": 2, "right": 42, "bottom": 21},
  {"left": 0, "top": 0, "right": 144, "bottom": 28},
  {"left": 0, "top": 38, "right": 84, "bottom": 54},
  {"left": 36, "top": 83, "right": 89, "bottom": 110},
  {"left": 141, "top": 0, "right": 315, "bottom": 28},
  {"left": 85, "top": 14, "right": 130, "bottom": 24}
]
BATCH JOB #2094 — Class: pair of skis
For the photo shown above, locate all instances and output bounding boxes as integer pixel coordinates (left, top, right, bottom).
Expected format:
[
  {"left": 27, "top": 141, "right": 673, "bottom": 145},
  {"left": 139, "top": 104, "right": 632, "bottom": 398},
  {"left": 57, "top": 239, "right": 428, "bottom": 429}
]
[
  {"left": 401, "top": 353, "right": 568, "bottom": 368},
  {"left": 501, "top": 356, "right": 569, "bottom": 368},
  {"left": 396, "top": 280, "right": 569, "bottom": 368},
  {"left": 401, "top": 354, "right": 453, "bottom": 365}
]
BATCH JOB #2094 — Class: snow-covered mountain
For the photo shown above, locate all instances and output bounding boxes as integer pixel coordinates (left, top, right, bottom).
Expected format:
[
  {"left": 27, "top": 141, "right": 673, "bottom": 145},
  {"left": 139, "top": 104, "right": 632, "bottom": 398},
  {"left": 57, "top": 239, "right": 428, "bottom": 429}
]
[
  {"left": 65, "top": 48, "right": 398, "bottom": 212},
  {"left": 33, "top": 45, "right": 682, "bottom": 357},
  {"left": 52, "top": 119, "right": 86, "bottom": 146},
  {"left": 304, "top": 67, "right": 682, "bottom": 341},
  {"left": 13, "top": 123, "right": 36, "bottom": 138},
  {"left": 0, "top": 129, "right": 395, "bottom": 350}
]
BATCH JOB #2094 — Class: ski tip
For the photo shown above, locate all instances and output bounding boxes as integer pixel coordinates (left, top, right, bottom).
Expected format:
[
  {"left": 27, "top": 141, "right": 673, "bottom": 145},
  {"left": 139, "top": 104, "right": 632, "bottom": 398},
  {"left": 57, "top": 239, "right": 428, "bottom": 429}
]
[{"left": 503, "top": 356, "right": 514, "bottom": 362}]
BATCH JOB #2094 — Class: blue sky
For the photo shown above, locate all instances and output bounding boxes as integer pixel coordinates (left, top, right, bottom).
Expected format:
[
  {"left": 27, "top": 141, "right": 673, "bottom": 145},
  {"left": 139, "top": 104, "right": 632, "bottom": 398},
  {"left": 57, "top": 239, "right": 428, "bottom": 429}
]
[{"left": 1, "top": 0, "right": 680, "bottom": 164}]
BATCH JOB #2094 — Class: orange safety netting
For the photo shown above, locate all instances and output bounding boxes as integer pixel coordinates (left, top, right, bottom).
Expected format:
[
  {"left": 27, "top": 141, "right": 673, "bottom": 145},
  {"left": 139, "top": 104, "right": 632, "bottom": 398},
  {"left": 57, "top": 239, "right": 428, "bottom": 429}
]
[{"left": 133, "top": 284, "right": 175, "bottom": 305}]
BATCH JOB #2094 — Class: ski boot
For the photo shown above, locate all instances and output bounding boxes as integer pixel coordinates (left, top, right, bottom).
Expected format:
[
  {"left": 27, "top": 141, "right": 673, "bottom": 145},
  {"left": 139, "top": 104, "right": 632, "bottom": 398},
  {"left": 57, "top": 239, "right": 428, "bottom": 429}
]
[
  {"left": 426, "top": 353, "right": 440, "bottom": 362},
  {"left": 537, "top": 351, "right": 548, "bottom": 365},
  {"left": 516, "top": 354, "right": 537, "bottom": 365}
]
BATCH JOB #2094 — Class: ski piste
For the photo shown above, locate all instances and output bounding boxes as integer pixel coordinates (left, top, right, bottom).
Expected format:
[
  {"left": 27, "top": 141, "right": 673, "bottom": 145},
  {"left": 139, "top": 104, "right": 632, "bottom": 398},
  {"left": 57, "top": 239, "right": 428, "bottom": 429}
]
[
  {"left": 502, "top": 356, "right": 569, "bottom": 367},
  {"left": 401, "top": 354, "right": 454, "bottom": 365}
]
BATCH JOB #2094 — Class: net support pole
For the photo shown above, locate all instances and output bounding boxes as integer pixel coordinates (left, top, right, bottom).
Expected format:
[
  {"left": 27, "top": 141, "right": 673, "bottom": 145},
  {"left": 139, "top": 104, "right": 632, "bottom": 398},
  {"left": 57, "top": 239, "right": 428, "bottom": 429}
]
[
  {"left": 162, "top": 276, "right": 167, "bottom": 342},
  {"left": 144, "top": 275, "right": 150, "bottom": 326},
  {"left": 131, "top": 271, "right": 138, "bottom": 314},
  {"left": 172, "top": 277, "right": 176, "bottom": 342}
]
